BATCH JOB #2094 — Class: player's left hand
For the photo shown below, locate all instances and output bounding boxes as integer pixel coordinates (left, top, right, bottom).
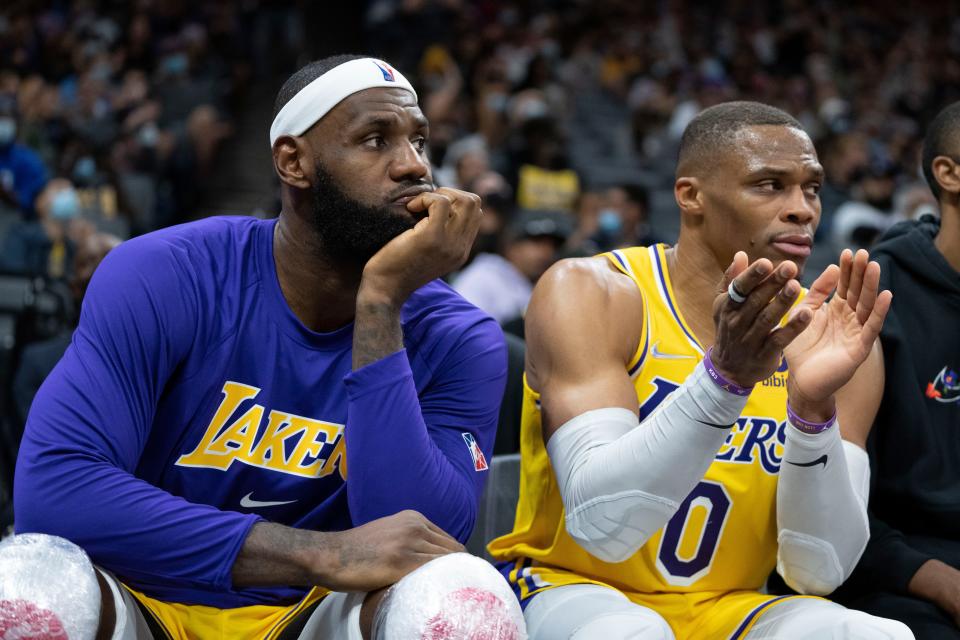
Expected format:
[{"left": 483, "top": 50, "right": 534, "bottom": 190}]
[
  {"left": 784, "top": 249, "right": 892, "bottom": 420},
  {"left": 360, "top": 187, "right": 482, "bottom": 305}
]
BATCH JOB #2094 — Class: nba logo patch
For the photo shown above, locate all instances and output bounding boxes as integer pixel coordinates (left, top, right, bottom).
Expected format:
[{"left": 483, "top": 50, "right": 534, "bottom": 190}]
[
  {"left": 462, "top": 433, "right": 488, "bottom": 471},
  {"left": 373, "top": 60, "right": 396, "bottom": 81}
]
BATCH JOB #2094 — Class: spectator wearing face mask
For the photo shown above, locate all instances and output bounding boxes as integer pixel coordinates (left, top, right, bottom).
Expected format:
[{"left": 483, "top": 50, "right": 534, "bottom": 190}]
[
  {"left": 68, "top": 149, "right": 132, "bottom": 239},
  {"left": 0, "top": 94, "right": 48, "bottom": 219},
  {"left": 0, "top": 179, "right": 92, "bottom": 278},
  {"left": 596, "top": 183, "right": 661, "bottom": 252},
  {"left": 566, "top": 183, "right": 662, "bottom": 255}
]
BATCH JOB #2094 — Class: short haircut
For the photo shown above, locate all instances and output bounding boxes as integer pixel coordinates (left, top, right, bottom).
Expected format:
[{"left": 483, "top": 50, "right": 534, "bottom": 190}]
[
  {"left": 273, "top": 54, "right": 367, "bottom": 119},
  {"left": 921, "top": 101, "right": 960, "bottom": 199},
  {"left": 677, "top": 101, "right": 803, "bottom": 177}
]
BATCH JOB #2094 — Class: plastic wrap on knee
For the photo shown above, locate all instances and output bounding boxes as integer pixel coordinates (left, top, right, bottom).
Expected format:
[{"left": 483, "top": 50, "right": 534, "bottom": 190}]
[
  {"left": 374, "top": 553, "right": 527, "bottom": 640},
  {"left": 0, "top": 534, "right": 101, "bottom": 640}
]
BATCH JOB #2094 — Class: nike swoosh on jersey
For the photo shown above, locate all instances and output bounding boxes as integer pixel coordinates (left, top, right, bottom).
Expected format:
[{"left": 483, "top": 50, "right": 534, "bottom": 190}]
[
  {"left": 650, "top": 342, "right": 697, "bottom": 360},
  {"left": 240, "top": 492, "right": 297, "bottom": 508},
  {"left": 786, "top": 454, "right": 828, "bottom": 469}
]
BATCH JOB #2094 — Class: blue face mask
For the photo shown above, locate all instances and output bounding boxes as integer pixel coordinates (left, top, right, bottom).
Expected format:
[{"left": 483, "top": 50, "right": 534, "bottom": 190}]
[
  {"left": 485, "top": 92, "right": 508, "bottom": 113},
  {"left": 138, "top": 122, "right": 159, "bottom": 147},
  {"left": 73, "top": 156, "right": 97, "bottom": 183},
  {"left": 598, "top": 209, "right": 623, "bottom": 235},
  {"left": 162, "top": 53, "right": 188, "bottom": 76},
  {"left": 50, "top": 188, "right": 81, "bottom": 221},
  {"left": 0, "top": 117, "right": 16, "bottom": 147}
]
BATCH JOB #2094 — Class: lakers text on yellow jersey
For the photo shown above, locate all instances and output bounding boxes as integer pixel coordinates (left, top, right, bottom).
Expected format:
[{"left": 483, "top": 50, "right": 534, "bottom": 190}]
[{"left": 488, "top": 244, "right": 817, "bottom": 639}]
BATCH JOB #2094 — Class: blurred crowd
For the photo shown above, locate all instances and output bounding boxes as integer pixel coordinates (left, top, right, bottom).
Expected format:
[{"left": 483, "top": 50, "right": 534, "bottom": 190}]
[
  {"left": 362, "top": 0, "right": 960, "bottom": 328},
  {"left": 0, "top": 0, "right": 306, "bottom": 277},
  {"left": 2, "top": 0, "right": 958, "bottom": 325}
]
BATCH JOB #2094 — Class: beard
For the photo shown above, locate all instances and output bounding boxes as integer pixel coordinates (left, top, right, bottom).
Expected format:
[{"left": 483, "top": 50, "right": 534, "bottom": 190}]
[{"left": 310, "top": 163, "right": 419, "bottom": 267}]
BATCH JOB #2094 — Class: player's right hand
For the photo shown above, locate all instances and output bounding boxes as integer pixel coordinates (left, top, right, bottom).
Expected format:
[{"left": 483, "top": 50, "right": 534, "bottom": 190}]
[
  {"left": 710, "top": 251, "right": 813, "bottom": 388},
  {"left": 315, "top": 510, "right": 464, "bottom": 592},
  {"left": 359, "top": 188, "right": 482, "bottom": 307}
]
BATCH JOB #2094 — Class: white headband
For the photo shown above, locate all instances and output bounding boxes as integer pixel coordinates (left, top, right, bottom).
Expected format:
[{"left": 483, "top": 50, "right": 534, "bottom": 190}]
[{"left": 269, "top": 58, "right": 417, "bottom": 146}]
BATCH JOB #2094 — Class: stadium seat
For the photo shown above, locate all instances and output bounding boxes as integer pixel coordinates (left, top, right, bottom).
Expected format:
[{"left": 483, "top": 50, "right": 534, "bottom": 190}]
[
  {"left": 494, "top": 333, "right": 525, "bottom": 455},
  {"left": 465, "top": 453, "right": 521, "bottom": 561}
]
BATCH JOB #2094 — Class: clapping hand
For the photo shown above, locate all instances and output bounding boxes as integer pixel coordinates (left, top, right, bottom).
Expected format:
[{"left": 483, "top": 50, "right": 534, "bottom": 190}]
[{"left": 784, "top": 249, "right": 893, "bottom": 419}]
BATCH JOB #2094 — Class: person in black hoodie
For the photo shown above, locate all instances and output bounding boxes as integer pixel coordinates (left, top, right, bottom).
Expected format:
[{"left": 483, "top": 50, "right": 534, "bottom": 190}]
[{"left": 835, "top": 101, "right": 960, "bottom": 638}]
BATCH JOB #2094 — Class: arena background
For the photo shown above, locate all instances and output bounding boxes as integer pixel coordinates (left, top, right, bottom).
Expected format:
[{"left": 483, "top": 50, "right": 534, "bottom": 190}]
[{"left": 1, "top": 0, "right": 958, "bottom": 536}]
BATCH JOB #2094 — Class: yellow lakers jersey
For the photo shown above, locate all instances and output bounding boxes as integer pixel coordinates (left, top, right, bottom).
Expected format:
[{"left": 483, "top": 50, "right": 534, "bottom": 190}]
[
  {"left": 125, "top": 585, "right": 330, "bottom": 639},
  {"left": 488, "top": 244, "right": 798, "bottom": 600}
]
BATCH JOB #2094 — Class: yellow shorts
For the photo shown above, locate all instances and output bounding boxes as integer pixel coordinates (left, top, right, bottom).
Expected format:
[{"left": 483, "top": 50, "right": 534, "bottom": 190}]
[
  {"left": 125, "top": 585, "right": 329, "bottom": 640},
  {"left": 498, "top": 559, "right": 822, "bottom": 640}
]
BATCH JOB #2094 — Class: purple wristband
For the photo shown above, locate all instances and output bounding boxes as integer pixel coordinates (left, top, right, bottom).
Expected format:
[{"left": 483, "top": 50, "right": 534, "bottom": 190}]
[
  {"left": 786, "top": 401, "right": 837, "bottom": 434},
  {"left": 703, "top": 347, "right": 754, "bottom": 397}
]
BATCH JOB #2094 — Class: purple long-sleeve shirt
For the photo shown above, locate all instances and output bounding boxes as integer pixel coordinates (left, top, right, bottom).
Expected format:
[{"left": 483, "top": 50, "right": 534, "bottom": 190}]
[{"left": 14, "top": 216, "right": 506, "bottom": 608}]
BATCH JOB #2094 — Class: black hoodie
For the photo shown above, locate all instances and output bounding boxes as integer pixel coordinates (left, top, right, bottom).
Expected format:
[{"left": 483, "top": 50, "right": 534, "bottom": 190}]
[{"left": 839, "top": 215, "right": 960, "bottom": 599}]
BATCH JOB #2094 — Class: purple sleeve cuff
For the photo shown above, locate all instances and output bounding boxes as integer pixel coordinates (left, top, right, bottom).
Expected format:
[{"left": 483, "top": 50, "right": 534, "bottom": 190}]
[{"left": 344, "top": 349, "right": 411, "bottom": 398}]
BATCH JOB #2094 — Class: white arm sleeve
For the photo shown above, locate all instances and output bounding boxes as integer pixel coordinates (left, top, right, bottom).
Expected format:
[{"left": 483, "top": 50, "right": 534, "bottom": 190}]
[
  {"left": 776, "top": 422, "right": 871, "bottom": 595},
  {"left": 545, "top": 362, "right": 748, "bottom": 563}
]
